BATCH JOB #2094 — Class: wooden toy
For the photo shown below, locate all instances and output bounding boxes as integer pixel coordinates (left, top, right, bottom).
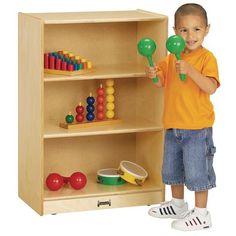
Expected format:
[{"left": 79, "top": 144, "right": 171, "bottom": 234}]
[
  {"left": 60, "top": 118, "right": 122, "bottom": 129},
  {"left": 137, "top": 38, "right": 159, "bottom": 83},
  {"left": 60, "top": 81, "right": 121, "bottom": 129},
  {"left": 46, "top": 172, "right": 87, "bottom": 191},
  {"left": 166, "top": 35, "right": 186, "bottom": 81},
  {"left": 118, "top": 161, "right": 148, "bottom": 186},
  {"left": 44, "top": 50, "right": 93, "bottom": 76},
  {"left": 49, "top": 55, "right": 55, "bottom": 69},
  {"left": 44, "top": 53, "right": 49, "bottom": 69},
  {"left": 106, "top": 79, "right": 115, "bottom": 119}
]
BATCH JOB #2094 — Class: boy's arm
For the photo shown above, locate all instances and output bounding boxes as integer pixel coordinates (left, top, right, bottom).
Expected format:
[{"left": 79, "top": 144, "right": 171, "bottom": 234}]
[{"left": 176, "top": 60, "right": 218, "bottom": 94}]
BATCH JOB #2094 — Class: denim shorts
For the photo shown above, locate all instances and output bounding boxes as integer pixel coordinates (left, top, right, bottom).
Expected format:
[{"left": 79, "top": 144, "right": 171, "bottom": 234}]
[{"left": 162, "top": 128, "right": 216, "bottom": 192}]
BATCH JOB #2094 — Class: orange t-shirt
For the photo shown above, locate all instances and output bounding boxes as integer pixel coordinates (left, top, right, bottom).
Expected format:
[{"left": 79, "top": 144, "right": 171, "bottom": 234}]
[{"left": 157, "top": 47, "right": 220, "bottom": 129}]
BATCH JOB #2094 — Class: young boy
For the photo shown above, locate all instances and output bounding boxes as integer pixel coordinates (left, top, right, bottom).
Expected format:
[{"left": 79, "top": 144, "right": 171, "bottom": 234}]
[{"left": 146, "top": 3, "right": 220, "bottom": 231}]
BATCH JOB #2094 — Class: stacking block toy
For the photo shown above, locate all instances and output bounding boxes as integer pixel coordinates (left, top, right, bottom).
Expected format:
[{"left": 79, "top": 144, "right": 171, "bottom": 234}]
[{"left": 44, "top": 50, "right": 92, "bottom": 76}]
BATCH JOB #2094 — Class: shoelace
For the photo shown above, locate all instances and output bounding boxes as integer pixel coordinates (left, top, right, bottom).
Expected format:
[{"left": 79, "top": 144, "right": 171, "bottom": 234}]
[
  {"left": 182, "top": 209, "right": 193, "bottom": 219},
  {"left": 159, "top": 201, "right": 172, "bottom": 206}
]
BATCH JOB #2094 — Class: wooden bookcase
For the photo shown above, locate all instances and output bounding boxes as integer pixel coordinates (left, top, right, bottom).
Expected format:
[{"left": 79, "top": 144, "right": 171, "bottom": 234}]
[{"left": 18, "top": 10, "right": 168, "bottom": 215}]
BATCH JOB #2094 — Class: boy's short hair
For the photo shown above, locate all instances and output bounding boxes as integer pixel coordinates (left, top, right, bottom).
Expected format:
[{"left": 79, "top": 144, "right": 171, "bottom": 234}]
[{"left": 175, "top": 3, "right": 208, "bottom": 27}]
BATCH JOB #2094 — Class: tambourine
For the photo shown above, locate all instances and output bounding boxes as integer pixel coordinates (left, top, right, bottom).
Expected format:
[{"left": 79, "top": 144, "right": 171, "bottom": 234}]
[
  {"left": 118, "top": 161, "right": 148, "bottom": 186},
  {"left": 97, "top": 168, "right": 126, "bottom": 185}
]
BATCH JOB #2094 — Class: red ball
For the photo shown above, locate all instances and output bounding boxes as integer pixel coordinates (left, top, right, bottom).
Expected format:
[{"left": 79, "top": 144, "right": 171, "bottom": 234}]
[
  {"left": 96, "top": 104, "right": 104, "bottom": 112},
  {"left": 46, "top": 173, "right": 64, "bottom": 191},
  {"left": 76, "top": 113, "right": 84, "bottom": 122},
  {"left": 97, "top": 87, "right": 105, "bottom": 96},
  {"left": 97, "top": 95, "right": 104, "bottom": 104},
  {"left": 70, "top": 172, "right": 87, "bottom": 190},
  {"left": 97, "top": 112, "right": 105, "bottom": 120},
  {"left": 76, "top": 105, "right": 84, "bottom": 114}
]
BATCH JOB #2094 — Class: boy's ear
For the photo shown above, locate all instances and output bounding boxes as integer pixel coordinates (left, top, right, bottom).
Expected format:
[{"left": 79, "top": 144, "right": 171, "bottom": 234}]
[{"left": 205, "top": 24, "right": 210, "bottom": 36}]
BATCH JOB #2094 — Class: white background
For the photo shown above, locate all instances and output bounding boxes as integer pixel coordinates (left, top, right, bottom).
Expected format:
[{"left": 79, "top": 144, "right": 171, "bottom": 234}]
[{"left": 0, "top": 0, "right": 235, "bottom": 235}]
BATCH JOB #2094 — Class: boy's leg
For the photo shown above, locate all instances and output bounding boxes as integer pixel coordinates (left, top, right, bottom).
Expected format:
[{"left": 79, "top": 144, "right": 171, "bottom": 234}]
[
  {"left": 195, "top": 190, "right": 208, "bottom": 208},
  {"left": 172, "top": 184, "right": 184, "bottom": 199}
]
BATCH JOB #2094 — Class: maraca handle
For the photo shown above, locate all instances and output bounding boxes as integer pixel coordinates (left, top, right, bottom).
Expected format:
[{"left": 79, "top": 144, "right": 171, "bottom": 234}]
[
  {"left": 63, "top": 176, "right": 70, "bottom": 184},
  {"left": 176, "top": 54, "right": 186, "bottom": 81},
  {"left": 180, "top": 74, "right": 186, "bottom": 81},
  {"left": 147, "top": 56, "right": 159, "bottom": 83}
]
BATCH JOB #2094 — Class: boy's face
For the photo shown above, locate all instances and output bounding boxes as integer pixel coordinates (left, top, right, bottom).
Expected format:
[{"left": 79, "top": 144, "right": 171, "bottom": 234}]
[{"left": 174, "top": 14, "right": 210, "bottom": 53}]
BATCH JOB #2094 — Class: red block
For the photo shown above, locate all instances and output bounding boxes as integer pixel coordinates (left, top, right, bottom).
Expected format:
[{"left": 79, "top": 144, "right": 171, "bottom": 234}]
[
  {"left": 49, "top": 56, "right": 55, "bottom": 69},
  {"left": 56, "top": 59, "right": 62, "bottom": 70},
  {"left": 44, "top": 53, "right": 49, "bottom": 69},
  {"left": 61, "top": 61, "right": 67, "bottom": 71},
  {"left": 67, "top": 64, "right": 74, "bottom": 71}
]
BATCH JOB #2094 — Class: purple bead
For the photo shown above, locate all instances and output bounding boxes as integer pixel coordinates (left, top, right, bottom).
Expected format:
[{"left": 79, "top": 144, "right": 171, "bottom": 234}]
[
  {"left": 86, "top": 105, "right": 95, "bottom": 113},
  {"left": 87, "top": 96, "right": 95, "bottom": 105},
  {"left": 86, "top": 112, "right": 95, "bottom": 121}
]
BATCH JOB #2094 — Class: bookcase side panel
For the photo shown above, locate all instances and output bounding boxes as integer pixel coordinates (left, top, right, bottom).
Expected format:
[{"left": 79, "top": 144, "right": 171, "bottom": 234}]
[{"left": 18, "top": 13, "right": 44, "bottom": 215}]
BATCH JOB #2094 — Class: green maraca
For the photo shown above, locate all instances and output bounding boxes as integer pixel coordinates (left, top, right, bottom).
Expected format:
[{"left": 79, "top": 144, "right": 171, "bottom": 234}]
[
  {"left": 166, "top": 35, "right": 186, "bottom": 81},
  {"left": 137, "top": 38, "right": 159, "bottom": 83}
]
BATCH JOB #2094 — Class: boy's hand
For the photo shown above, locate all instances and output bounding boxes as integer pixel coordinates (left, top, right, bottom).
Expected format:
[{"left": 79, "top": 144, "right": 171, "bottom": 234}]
[
  {"left": 146, "top": 65, "right": 157, "bottom": 79},
  {"left": 176, "top": 60, "right": 191, "bottom": 75}
]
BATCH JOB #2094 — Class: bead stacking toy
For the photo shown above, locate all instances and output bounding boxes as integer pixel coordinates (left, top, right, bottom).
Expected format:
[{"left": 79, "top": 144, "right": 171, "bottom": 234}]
[
  {"left": 59, "top": 80, "right": 121, "bottom": 129},
  {"left": 46, "top": 172, "right": 87, "bottom": 191},
  {"left": 44, "top": 50, "right": 92, "bottom": 76},
  {"left": 106, "top": 79, "right": 115, "bottom": 119},
  {"left": 166, "top": 35, "right": 186, "bottom": 81}
]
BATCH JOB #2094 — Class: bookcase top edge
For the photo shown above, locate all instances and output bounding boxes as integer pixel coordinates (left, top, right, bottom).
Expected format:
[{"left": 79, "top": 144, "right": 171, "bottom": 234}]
[{"left": 22, "top": 10, "right": 167, "bottom": 24}]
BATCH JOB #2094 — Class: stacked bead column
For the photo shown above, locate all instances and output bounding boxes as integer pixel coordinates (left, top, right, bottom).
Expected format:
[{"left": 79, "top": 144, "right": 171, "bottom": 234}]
[
  {"left": 105, "top": 79, "right": 115, "bottom": 119},
  {"left": 96, "top": 84, "right": 105, "bottom": 120},
  {"left": 86, "top": 93, "right": 95, "bottom": 121},
  {"left": 75, "top": 102, "right": 84, "bottom": 123}
]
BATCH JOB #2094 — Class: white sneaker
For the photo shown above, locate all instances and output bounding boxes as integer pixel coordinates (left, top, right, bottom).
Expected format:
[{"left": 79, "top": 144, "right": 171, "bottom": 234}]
[
  {"left": 171, "top": 208, "right": 212, "bottom": 231},
  {"left": 148, "top": 200, "right": 188, "bottom": 219}
]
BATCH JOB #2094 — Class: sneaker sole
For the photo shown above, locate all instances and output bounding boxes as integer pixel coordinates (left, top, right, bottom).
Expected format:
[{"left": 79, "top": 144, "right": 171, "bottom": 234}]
[{"left": 171, "top": 223, "right": 212, "bottom": 231}]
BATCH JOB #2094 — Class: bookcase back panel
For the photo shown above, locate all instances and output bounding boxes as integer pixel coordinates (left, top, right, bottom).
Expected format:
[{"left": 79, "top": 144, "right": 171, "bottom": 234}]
[
  {"left": 44, "top": 133, "right": 136, "bottom": 177},
  {"left": 44, "top": 22, "right": 137, "bottom": 65},
  {"left": 44, "top": 78, "right": 162, "bottom": 126},
  {"left": 44, "top": 131, "right": 163, "bottom": 184},
  {"left": 44, "top": 20, "right": 167, "bottom": 67}
]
